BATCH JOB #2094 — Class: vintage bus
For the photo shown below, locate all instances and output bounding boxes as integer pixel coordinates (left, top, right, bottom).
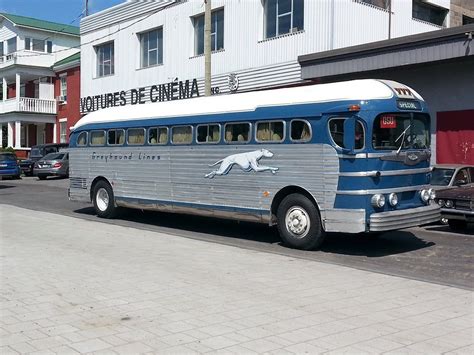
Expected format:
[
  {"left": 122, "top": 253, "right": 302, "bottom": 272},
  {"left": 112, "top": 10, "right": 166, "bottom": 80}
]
[{"left": 68, "top": 79, "right": 440, "bottom": 250}]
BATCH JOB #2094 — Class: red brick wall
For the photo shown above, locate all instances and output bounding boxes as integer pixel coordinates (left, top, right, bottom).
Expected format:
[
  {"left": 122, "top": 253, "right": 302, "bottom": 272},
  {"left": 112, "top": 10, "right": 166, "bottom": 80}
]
[{"left": 55, "top": 65, "right": 81, "bottom": 143}]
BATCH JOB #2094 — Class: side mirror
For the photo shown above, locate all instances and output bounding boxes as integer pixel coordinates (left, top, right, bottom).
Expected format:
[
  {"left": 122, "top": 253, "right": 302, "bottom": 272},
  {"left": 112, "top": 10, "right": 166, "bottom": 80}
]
[{"left": 343, "top": 117, "right": 356, "bottom": 154}]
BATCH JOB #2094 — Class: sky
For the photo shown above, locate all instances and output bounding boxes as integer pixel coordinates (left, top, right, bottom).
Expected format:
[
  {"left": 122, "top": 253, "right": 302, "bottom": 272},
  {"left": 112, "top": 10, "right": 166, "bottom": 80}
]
[{"left": 0, "top": 0, "right": 127, "bottom": 26}]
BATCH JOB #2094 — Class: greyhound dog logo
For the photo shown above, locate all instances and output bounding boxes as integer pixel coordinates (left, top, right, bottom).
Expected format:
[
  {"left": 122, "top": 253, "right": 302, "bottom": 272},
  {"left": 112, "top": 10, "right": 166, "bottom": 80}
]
[{"left": 205, "top": 149, "right": 279, "bottom": 178}]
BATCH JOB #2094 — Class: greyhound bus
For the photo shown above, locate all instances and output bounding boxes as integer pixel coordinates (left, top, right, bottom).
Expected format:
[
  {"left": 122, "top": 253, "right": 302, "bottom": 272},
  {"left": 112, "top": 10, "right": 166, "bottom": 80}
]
[{"left": 68, "top": 79, "right": 440, "bottom": 250}]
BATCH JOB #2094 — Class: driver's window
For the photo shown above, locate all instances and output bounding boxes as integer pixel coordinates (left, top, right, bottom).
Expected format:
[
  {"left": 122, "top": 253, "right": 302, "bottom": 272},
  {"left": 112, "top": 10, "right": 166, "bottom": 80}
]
[
  {"left": 329, "top": 118, "right": 364, "bottom": 150},
  {"left": 453, "top": 169, "right": 468, "bottom": 185}
]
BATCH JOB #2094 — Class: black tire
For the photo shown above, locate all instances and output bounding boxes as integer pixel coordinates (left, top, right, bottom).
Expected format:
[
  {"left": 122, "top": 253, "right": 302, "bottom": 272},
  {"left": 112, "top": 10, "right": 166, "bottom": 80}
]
[
  {"left": 448, "top": 219, "right": 467, "bottom": 231},
  {"left": 276, "top": 193, "right": 325, "bottom": 250},
  {"left": 14, "top": 174, "right": 21, "bottom": 180},
  {"left": 92, "top": 180, "right": 118, "bottom": 218},
  {"left": 38, "top": 175, "right": 47, "bottom": 180}
]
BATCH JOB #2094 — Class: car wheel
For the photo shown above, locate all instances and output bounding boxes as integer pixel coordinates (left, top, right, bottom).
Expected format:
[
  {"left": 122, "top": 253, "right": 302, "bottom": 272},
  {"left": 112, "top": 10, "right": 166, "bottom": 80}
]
[
  {"left": 92, "top": 180, "right": 118, "bottom": 218},
  {"left": 38, "top": 175, "right": 47, "bottom": 180},
  {"left": 277, "top": 193, "right": 325, "bottom": 250},
  {"left": 447, "top": 219, "right": 467, "bottom": 231}
]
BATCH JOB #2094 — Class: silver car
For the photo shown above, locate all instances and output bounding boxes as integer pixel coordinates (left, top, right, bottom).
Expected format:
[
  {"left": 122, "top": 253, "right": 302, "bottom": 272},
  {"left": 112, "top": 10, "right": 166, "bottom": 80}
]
[{"left": 34, "top": 152, "right": 69, "bottom": 180}]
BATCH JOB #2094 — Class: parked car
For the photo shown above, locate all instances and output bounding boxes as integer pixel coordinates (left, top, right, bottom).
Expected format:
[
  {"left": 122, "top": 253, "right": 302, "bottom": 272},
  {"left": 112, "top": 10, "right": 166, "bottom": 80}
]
[
  {"left": 33, "top": 152, "right": 69, "bottom": 180},
  {"left": 0, "top": 152, "right": 21, "bottom": 180},
  {"left": 20, "top": 143, "right": 68, "bottom": 176},
  {"left": 435, "top": 185, "right": 474, "bottom": 231},
  {"left": 431, "top": 164, "right": 474, "bottom": 190}
]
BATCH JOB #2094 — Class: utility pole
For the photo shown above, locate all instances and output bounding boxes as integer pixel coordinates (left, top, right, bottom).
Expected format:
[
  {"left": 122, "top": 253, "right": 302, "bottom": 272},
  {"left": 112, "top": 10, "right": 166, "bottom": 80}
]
[
  {"left": 204, "top": 0, "right": 211, "bottom": 96},
  {"left": 388, "top": 0, "right": 392, "bottom": 40}
]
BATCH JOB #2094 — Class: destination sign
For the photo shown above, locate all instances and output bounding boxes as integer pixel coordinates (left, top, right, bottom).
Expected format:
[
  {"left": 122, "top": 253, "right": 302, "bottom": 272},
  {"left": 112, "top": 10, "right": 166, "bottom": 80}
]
[{"left": 397, "top": 100, "right": 421, "bottom": 111}]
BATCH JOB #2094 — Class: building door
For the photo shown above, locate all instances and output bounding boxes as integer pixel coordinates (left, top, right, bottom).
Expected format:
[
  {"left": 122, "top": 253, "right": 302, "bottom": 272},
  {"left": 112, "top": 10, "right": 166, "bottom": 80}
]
[{"left": 436, "top": 110, "right": 474, "bottom": 164}]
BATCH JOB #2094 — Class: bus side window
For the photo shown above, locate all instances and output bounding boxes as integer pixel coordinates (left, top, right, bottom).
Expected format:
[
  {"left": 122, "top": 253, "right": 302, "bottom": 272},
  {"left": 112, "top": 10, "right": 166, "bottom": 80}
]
[
  {"left": 149, "top": 127, "right": 168, "bottom": 144},
  {"left": 77, "top": 132, "right": 87, "bottom": 146},
  {"left": 224, "top": 123, "right": 250, "bottom": 143},
  {"left": 90, "top": 130, "right": 106, "bottom": 146},
  {"left": 127, "top": 128, "right": 145, "bottom": 145},
  {"left": 256, "top": 121, "right": 284, "bottom": 142},
  {"left": 291, "top": 120, "right": 311, "bottom": 142},
  {"left": 197, "top": 124, "right": 220, "bottom": 143},
  {"left": 329, "top": 118, "right": 364, "bottom": 150},
  {"left": 171, "top": 126, "right": 192, "bottom": 144},
  {"left": 108, "top": 129, "right": 124, "bottom": 145}
]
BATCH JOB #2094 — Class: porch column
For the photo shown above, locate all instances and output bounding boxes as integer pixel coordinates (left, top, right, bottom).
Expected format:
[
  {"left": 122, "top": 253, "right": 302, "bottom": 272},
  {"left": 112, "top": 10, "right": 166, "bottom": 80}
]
[
  {"left": 15, "top": 121, "right": 21, "bottom": 148},
  {"left": 53, "top": 122, "right": 57, "bottom": 143},
  {"left": 7, "top": 122, "right": 13, "bottom": 147},
  {"left": 2, "top": 77, "right": 6, "bottom": 102},
  {"left": 15, "top": 73, "right": 20, "bottom": 111}
]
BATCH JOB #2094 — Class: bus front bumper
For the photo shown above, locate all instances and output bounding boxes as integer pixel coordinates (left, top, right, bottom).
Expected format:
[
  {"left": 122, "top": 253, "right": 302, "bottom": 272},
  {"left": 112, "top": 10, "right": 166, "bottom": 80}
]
[{"left": 369, "top": 204, "right": 440, "bottom": 232}]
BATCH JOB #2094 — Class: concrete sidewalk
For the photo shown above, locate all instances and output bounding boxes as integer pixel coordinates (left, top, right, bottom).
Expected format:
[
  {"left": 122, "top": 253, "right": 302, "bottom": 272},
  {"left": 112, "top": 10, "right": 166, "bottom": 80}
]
[{"left": 0, "top": 205, "right": 472, "bottom": 354}]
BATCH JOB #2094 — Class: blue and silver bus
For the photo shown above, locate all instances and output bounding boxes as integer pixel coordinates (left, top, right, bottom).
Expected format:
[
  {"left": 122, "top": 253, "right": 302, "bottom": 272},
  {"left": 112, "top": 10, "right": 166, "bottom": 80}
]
[{"left": 69, "top": 79, "right": 440, "bottom": 250}]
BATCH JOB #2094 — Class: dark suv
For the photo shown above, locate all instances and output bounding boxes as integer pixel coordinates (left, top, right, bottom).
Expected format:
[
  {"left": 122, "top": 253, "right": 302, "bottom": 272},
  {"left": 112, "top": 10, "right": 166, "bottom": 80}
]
[{"left": 20, "top": 143, "right": 69, "bottom": 176}]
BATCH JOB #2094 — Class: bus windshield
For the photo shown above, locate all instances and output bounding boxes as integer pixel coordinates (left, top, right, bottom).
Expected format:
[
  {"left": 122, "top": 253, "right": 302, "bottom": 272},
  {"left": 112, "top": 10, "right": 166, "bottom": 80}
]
[{"left": 372, "top": 113, "right": 430, "bottom": 150}]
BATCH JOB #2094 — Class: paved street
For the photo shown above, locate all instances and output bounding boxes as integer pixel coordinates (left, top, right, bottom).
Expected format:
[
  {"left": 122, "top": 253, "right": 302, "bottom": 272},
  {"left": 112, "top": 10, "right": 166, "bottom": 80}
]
[
  {"left": 0, "top": 177, "right": 473, "bottom": 290},
  {"left": 1, "top": 204, "right": 473, "bottom": 354}
]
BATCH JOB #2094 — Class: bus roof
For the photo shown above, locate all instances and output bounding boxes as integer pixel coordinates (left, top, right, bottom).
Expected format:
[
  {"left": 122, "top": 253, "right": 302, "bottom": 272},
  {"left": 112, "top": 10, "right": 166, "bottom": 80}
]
[{"left": 73, "top": 79, "right": 423, "bottom": 130}]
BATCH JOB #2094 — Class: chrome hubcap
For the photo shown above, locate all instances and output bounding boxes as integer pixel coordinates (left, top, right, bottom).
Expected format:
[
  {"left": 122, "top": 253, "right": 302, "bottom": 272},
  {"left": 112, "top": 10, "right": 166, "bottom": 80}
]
[
  {"left": 96, "top": 188, "right": 109, "bottom": 212},
  {"left": 285, "top": 207, "right": 310, "bottom": 238}
]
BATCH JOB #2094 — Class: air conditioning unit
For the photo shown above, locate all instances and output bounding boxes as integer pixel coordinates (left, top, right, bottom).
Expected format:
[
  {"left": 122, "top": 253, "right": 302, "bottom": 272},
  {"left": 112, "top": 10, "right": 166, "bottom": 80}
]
[{"left": 56, "top": 95, "right": 66, "bottom": 103}]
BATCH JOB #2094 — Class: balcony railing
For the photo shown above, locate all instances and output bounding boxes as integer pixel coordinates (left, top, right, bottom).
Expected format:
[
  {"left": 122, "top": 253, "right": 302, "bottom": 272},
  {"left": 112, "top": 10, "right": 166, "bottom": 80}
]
[{"left": 0, "top": 97, "right": 57, "bottom": 115}]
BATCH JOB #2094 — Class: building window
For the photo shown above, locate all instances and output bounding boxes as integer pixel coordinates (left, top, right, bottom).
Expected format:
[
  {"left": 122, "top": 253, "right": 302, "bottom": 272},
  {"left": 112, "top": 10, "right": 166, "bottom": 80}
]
[
  {"left": 96, "top": 42, "right": 114, "bottom": 77},
  {"left": 265, "top": 0, "right": 304, "bottom": 39},
  {"left": 25, "top": 38, "right": 51, "bottom": 52},
  {"left": 60, "top": 75, "right": 67, "bottom": 101},
  {"left": 412, "top": 0, "right": 448, "bottom": 26},
  {"left": 194, "top": 8, "right": 224, "bottom": 55},
  {"left": 463, "top": 15, "right": 474, "bottom": 25},
  {"left": 0, "top": 41, "right": 3, "bottom": 57},
  {"left": 7, "top": 37, "right": 17, "bottom": 54},
  {"left": 60, "top": 120, "right": 67, "bottom": 143},
  {"left": 140, "top": 28, "right": 163, "bottom": 68}
]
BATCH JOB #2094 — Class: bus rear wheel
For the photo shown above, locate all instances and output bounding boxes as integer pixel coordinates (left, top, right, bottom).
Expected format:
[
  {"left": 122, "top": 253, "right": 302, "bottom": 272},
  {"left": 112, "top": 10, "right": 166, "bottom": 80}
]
[
  {"left": 92, "top": 180, "right": 118, "bottom": 218},
  {"left": 276, "top": 193, "right": 325, "bottom": 250}
]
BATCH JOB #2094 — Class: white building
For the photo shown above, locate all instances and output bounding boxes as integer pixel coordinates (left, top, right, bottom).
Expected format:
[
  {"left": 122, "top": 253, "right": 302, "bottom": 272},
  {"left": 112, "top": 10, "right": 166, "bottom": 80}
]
[
  {"left": 80, "top": 0, "right": 451, "bottom": 114},
  {"left": 0, "top": 13, "right": 80, "bottom": 155}
]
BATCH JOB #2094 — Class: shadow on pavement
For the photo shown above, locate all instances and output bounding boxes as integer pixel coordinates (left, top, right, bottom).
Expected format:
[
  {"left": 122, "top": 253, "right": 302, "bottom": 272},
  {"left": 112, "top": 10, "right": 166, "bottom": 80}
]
[
  {"left": 73, "top": 207, "right": 435, "bottom": 257},
  {"left": 424, "top": 224, "right": 474, "bottom": 235},
  {"left": 0, "top": 184, "right": 15, "bottom": 189}
]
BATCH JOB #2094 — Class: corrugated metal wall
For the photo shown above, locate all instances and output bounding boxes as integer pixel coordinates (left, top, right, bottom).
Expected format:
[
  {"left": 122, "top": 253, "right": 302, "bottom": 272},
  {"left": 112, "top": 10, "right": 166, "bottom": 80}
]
[{"left": 80, "top": 0, "right": 446, "bottom": 107}]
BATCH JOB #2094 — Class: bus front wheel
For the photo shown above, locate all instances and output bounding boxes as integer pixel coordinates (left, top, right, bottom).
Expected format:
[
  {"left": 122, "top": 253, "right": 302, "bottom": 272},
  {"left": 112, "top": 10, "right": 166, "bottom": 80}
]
[
  {"left": 276, "top": 193, "right": 325, "bottom": 250},
  {"left": 92, "top": 180, "right": 118, "bottom": 218}
]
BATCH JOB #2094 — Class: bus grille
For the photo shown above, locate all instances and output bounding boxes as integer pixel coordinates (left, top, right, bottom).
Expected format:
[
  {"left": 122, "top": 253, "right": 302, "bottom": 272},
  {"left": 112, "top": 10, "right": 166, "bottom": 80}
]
[{"left": 70, "top": 177, "right": 87, "bottom": 190}]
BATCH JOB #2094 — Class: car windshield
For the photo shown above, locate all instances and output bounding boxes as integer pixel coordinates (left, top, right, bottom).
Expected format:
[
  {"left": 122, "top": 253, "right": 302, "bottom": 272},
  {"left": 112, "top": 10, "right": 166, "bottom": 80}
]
[
  {"left": 0, "top": 154, "right": 16, "bottom": 161},
  {"left": 42, "top": 153, "right": 64, "bottom": 160},
  {"left": 30, "top": 148, "right": 42, "bottom": 157},
  {"left": 372, "top": 113, "right": 430, "bottom": 150},
  {"left": 431, "top": 168, "right": 455, "bottom": 186}
]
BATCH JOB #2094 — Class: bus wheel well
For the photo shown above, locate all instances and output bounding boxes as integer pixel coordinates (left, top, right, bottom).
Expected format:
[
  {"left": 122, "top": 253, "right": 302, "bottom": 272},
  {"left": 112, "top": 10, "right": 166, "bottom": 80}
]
[
  {"left": 270, "top": 186, "right": 320, "bottom": 225},
  {"left": 90, "top": 176, "right": 111, "bottom": 202}
]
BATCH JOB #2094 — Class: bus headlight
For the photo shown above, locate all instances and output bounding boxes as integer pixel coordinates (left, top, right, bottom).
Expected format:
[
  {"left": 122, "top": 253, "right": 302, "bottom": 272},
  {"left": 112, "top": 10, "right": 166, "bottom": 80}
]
[
  {"left": 420, "top": 189, "right": 430, "bottom": 204},
  {"left": 445, "top": 200, "right": 454, "bottom": 208},
  {"left": 428, "top": 188, "right": 436, "bottom": 200},
  {"left": 371, "top": 194, "right": 385, "bottom": 208},
  {"left": 388, "top": 193, "right": 398, "bottom": 207}
]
